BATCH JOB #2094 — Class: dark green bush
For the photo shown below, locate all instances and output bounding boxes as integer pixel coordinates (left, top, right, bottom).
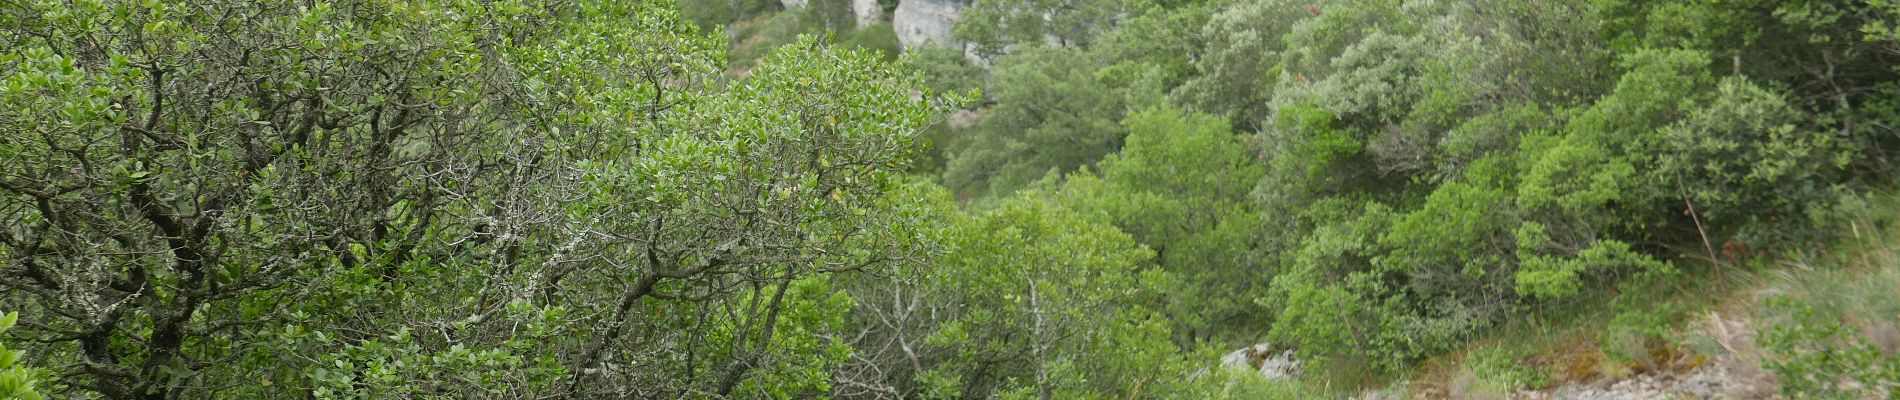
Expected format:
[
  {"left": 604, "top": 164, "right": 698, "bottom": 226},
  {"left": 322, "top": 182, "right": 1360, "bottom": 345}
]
[
  {"left": 840, "top": 23, "right": 900, "bottom": 60},
  {"left": 680, "top": 0, "right": 781, "bottom": 31}
]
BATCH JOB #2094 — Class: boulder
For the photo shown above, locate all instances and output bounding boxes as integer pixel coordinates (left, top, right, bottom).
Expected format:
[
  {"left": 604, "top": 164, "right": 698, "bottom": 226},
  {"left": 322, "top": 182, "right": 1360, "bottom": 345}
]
[
  {"left": 893, "top": 0, "right": 964, "bottom": 51},
  {"left": 853, "top": 0, "right": 882, "bottom": 28},
  {"left": 1220, "top": 343, "right": 1301, "bottom": 381}
]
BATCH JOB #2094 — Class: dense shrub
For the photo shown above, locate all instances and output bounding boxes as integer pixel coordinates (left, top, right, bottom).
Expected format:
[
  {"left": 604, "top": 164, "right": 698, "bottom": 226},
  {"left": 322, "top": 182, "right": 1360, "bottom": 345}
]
[
  {"left": 681, "top": 0, "right": 781, "bottom": 30},
  {"left": 840, "top": 23, "right": 901, "bottom": 60}
]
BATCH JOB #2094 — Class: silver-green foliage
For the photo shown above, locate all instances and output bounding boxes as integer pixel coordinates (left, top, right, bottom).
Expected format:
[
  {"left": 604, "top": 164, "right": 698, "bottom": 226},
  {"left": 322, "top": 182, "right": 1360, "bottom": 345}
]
[{"left": 0, "top": 1, "right": 948, "bottom": 398}]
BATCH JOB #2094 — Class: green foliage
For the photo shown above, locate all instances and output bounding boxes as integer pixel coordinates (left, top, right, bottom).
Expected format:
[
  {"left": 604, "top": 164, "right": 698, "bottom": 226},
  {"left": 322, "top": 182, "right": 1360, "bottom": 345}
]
[
  {"left": 680, "top": 0, "right": 781, "bottom": 30},
  {"left": 1068, "top": 105, "right": 1267, "bottom": 342},
  {"left": 711, "top": 279, "right": 859, "bottom": 399},
  {"left": 1241, "top": 0, "right": 1638, "bottom": 367},
  {"left": 7, "top": 0, "right": 1900, "bottom": 396},
  {"left": 300, "top": 316, "right": 570, "bottom": 399},
  {"left": 724, "top": 0, "right": 887, "bottom": 70},
  {"left": 1517, "top": 236, "right": 1672, "bottom": 300},
  {"left": 1219, "top": 370, "right": 1335, "bottom": 400},
  {"left": 1597, "top": 0, "right": 1900, "bottom": 177},
  {"left": 1266, "top": 198, "right": 1407, "bottom": 371},
  {"left": 1756, "top": 255, "right": 1900, "bottom": 399},
  {"left": 729, "top": 10, "right": 827, "bottom": 70},
  {"left": 0, "top": 1, "right": 946, "bottom": 398},
  {"left": 1231, "top": 0, "right": 1867, "bottom": 376},
  {"left": 0, "top": 313, "right": 41, "bottom": 400},
  {"left": 956, "top": 0, "right": 1124, "bottom": 56},
  {"left": 943, "top": 46, "right": 1125, "bottom": 198},
  {"left": 1598, "top": 284, "right": 1686, "bottom": 369},
  {"left": 1761, "top": 297, "right": 1899, "bottom": 398},
  {"left": 840, "top": 23, "right": 902, "bottom": 60},
  {"left": 1095, "top": 0, "right": 1215, "bottom": 97},
  {"left": 904, "top": 48, "right": 987, "bottom": 176},
  {"left": 1658, "top": 77, "right": 1855, "bottom": 244},
  {"left": 1173, "top": 0, "right": 1309, "bottom": 129},
  {"left": 906, "top": 47, "right": 987, "bottom": 99},
  {"left": 1379, "top": 158, "right": 1518, "bottom": 300},
  {"left": 914, "top": 179, "right": 1209, "bottom": 399},
  {"left": 730, "top": 0, "right": 1897, "bottom": 393},
  {"left": 796, "top": 0, "right": 860, "bottom": 32},
  {"left": 1464, "top": 346, "right": 1550, "bottom": 390}
]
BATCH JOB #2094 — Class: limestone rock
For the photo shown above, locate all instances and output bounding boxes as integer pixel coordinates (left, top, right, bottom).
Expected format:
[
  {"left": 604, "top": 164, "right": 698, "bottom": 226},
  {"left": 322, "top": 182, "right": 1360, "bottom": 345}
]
[
  {"left": 853, "top": 0, "right": 882, "bottom": 28},
  {"left": 894, "top": 0, "right": 964, "bottom": 50},
  {"left": 1221, "top": 343, "right": 1301, "bottom": 381}
]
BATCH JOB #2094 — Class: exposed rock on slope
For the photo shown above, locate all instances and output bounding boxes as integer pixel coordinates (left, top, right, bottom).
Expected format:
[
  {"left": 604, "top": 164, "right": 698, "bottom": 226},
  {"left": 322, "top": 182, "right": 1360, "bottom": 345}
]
[
  {"left": 854, "top": 0, "right": 882, "bottom": 28},
  {"left": 1504, "top": 312, "right": 1776, "bottom": 399},
  {"left": 894, "top": 0, "right": 964, "bottom": 50},
  {"left": 1221, "top": 343, "right": 1301, "bottom": 381}
]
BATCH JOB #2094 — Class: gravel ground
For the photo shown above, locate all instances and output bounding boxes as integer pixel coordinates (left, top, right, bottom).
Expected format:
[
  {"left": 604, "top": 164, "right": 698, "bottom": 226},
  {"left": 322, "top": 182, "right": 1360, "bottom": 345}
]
[
  {"left": 1511, "top": 361, "right": 1767, "bottom": 400},
  {"left": 1510, "top": 311, "right": 1780, "bottom": 400}
]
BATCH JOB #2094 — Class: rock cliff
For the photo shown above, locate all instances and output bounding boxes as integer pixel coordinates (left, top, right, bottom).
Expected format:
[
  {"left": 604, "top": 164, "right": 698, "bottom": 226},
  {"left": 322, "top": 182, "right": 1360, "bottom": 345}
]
[
  {"left": 893, "top": 0, "right": 964, "bottom": 50},
  {"left": 853, "top": 0, "right": 882, "bottom": 28}
]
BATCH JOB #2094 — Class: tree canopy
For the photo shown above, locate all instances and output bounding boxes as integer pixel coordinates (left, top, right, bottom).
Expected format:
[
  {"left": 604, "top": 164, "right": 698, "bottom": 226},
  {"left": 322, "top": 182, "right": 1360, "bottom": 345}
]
[{"left": 5, "top": 0, "right": 1900, "bottom": 398}]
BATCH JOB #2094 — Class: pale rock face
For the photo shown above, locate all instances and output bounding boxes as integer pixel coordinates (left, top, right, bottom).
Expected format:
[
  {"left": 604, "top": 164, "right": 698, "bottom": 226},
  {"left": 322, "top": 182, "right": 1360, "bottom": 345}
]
[
  {"left": 853, "top": 0, "right": 882, "bottom": 28},
  {"left": 781, "top": 0, "right": 808, "bottom": 9},
  {"left": 893, "top": 0, "right": 964, "bottom": 51},
  {"left": 1220, "top": 343, "right": 1301, "bottom": 381}
]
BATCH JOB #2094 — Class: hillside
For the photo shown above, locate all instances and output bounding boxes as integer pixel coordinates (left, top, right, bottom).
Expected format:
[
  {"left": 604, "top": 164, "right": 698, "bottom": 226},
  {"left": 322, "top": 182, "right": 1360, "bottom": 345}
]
[
  {"left": 1397, "top": 194, "right": 1900, "bottom": 399},
  {"left": 1, "top": 0, "right": 1897, "bottom": 399}
]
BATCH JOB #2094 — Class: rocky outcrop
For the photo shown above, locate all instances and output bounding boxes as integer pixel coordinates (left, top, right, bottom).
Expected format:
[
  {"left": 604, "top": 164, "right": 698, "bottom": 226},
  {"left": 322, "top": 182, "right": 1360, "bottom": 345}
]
[
  {"left": 1220, "top": 343, "right": 1301, "bottom": 381},
  {"left": 781, "top": 0, "right": 808, "bottom": 9},
  {"left": 853, "top": 0, "right": 882, "bottom": 28},
  {"left": 894, "top": 0, "right": 964, "bottom": 50}
]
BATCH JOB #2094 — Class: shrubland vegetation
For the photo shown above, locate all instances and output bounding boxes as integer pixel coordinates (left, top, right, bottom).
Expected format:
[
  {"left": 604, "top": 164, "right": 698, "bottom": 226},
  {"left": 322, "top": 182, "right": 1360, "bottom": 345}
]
[{"left": 1, "top": 0, "right": 1898, "bottom": 398}]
